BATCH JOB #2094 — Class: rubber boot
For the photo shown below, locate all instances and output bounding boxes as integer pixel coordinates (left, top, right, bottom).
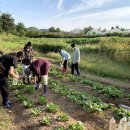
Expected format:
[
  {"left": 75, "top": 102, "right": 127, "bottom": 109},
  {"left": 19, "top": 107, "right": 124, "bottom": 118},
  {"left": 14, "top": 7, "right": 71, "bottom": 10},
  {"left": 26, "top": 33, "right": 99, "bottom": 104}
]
[
  {"left": 2, "top": 97, "right": 11, "bottom": 109},
  {"left": 43, "top": 85, "right": 48, "bottom": 96}
]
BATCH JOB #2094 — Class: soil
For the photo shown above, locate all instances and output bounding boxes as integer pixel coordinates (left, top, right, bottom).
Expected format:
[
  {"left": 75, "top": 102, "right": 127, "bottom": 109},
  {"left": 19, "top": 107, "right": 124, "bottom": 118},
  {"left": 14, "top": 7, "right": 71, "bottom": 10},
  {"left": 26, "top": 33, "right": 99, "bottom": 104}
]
[{"left": 0, "top": 61, "right": 129, "bottom": 130}]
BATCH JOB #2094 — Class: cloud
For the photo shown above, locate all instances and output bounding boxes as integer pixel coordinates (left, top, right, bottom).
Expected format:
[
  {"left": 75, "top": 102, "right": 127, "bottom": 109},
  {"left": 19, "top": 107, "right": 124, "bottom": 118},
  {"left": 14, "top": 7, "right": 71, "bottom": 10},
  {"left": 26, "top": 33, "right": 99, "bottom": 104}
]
[
  {"left": 54, "top": 0, "right": 119, "bottom": 18},
  {"left": 47, "top": 6, "right": 130, "bottom": 31},
  {"left": 57, "top": 0, "right": 64, "bottom": 10}
]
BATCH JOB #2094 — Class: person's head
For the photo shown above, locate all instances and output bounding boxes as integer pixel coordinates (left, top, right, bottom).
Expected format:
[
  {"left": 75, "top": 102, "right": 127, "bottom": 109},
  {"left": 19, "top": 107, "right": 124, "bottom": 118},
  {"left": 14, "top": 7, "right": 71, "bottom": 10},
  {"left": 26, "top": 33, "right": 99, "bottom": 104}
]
[
  {"left": 16, "top": 51, "right": 24, "bottom": 62},
  {"left": 22, "top": 58, "right": 31, "bottom": 65},
  {"left": 24, "top": 67, "right": 32, "bottom": 77},
  {"left": 27, "top": 42, "right": 32, "bottom": 47},
  {"left": 71, "top": 43, "right": 76, "bottom": 48},
  {"left": 24, "top": 42, "right": 32, "bottom": 49},
  {"left": 55, "top": 48, "right": 61, "bottom": 53}
]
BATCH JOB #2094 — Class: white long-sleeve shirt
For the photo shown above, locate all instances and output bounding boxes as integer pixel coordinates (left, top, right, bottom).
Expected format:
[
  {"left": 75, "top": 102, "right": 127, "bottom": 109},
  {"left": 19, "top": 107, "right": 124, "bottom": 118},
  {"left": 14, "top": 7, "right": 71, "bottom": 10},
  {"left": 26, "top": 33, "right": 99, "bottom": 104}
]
[
  {"left": 60, "top": 50, "right": 71, "bottom": 60},
  {"left": 72, "top": 47, "right": 80, "bottom": 64}
]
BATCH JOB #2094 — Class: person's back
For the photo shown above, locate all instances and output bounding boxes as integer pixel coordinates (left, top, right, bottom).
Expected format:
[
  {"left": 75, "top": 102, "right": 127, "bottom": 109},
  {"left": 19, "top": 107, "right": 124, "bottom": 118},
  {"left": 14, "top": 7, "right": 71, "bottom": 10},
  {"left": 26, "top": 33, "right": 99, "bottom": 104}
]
[
  {"left": 0, "top": 54, "right": 17, "bottom": 77},
  {"left": 29, "top": 59, "right": 50, "bottom": 76},
  {"left": 60, "top": 50, "right": 71, "bottom": 60}
]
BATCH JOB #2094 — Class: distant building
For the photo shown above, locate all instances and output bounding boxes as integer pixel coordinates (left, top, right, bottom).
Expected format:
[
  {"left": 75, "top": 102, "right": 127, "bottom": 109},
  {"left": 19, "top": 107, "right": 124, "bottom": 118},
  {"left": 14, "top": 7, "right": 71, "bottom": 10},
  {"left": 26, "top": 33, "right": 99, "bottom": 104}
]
[{"left": 107, "top": 28, "right": 122, "bottom": 33}]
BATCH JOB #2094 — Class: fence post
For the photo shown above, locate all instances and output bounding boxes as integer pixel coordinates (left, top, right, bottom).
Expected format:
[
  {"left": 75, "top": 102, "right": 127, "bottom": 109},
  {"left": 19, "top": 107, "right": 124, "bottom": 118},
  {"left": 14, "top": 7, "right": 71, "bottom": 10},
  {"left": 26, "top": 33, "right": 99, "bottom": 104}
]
[
  {"left": 109, "top": 117, "right": 116, "bottom": 130},
  {"left": 118, "top": 117, "right": 127, "bottom": 130}
]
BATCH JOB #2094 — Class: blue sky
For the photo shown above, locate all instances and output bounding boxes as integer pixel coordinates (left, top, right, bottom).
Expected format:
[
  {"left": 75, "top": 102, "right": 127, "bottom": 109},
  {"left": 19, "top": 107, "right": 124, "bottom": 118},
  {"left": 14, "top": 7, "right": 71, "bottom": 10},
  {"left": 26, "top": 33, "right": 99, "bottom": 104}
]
[{"left": 0, "top": 0, "right": 130, "bottom": 31}]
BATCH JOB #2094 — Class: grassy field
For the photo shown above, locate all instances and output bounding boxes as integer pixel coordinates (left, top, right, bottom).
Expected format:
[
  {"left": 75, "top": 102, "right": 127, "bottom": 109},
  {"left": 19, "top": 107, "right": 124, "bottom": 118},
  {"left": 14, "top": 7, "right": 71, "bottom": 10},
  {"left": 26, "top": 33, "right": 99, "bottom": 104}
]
[
  {"left": 0, "top": 33, "right": 130, "bottom": 80},
  {"left": 0, "top": 34, "right": 130, "bottom": 130}
]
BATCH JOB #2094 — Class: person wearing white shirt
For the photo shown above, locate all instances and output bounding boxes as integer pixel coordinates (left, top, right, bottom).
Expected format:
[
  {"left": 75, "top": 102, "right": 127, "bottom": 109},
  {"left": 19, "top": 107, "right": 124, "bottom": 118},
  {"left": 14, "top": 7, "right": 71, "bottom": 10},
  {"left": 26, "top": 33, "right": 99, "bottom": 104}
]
[
  {"left": 71, "top": 43, "right": 80, "bottom": 76},
  {"left": 55, "top": 48, "right": 71, "bottom": 74}
]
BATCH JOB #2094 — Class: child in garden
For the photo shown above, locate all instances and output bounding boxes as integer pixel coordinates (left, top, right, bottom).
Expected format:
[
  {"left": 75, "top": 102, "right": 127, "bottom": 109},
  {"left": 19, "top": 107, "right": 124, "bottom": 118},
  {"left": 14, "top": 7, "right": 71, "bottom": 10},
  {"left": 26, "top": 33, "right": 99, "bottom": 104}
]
[{"left": 22, "top": 58, "right": 31, "bottom": 84}]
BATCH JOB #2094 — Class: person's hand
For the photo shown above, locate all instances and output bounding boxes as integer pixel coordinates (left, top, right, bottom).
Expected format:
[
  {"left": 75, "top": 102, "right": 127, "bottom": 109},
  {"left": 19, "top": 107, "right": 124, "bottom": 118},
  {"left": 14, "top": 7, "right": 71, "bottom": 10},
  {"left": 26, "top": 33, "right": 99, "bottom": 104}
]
[{"left": 77, "top": 60, "right": 80, "bottom": 63}]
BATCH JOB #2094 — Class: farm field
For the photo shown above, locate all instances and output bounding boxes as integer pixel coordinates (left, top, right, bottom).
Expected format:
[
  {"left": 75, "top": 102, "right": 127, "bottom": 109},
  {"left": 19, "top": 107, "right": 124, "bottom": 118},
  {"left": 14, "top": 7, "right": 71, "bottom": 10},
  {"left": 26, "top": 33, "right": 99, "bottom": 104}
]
[{"left": 0, "top": 34, "right": 130, "bottom": 130}]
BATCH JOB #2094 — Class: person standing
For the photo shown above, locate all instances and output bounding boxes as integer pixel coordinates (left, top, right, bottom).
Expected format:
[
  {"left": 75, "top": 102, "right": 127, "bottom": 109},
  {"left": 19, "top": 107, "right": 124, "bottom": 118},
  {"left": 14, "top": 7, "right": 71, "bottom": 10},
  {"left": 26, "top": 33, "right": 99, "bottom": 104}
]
[
  {"left": 23, "top": 42, "right": 33, "bottom": 62},
  {"left": 71, "top": 43, "right": 80, "bottom": 76},
  {"left": 55, "top": 48, "right": 71, "bottom": 74},
  {"left": 0, "top": 51, "right": 23, "bottom": 108},
  {"left": 24, "top": 59, "right": 50, "bottom": 96}
]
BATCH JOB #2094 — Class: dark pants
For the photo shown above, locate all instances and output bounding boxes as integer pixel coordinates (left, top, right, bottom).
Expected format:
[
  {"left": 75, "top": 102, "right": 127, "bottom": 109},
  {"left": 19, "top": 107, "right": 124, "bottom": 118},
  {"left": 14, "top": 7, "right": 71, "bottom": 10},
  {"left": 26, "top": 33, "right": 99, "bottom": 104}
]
[
  {"left": 0, "top": 77, "right": 9, "bottom": 105},
  {"left": 63, "top": 60, "right": 68, "bottom": 69},
  {"left": 71, "top": 63, "right": 80, "bottom": 76}
]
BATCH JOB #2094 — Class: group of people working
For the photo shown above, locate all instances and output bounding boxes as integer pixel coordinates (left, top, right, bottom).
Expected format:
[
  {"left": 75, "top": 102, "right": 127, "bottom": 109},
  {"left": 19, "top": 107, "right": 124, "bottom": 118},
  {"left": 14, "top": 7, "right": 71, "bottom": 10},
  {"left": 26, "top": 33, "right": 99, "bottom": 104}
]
[
  {"left": 55, "top": 43, "right": 80, "bottom": 76},
  {"left": 0, "top": 42, "right": 80, "bottom": 109}
]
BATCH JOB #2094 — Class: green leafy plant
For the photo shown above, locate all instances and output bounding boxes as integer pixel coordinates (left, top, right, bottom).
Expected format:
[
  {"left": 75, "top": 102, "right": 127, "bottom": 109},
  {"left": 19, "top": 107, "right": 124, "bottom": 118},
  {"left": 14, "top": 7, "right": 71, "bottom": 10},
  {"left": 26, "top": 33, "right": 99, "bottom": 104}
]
[
  {"left": 67, "top": 121, "right": 84, "bottom": 130},
  {"left": 47, "top": 102, "right": 59, "bottom": 113},
  {"left": 23, "top": 100, "right": 34, "bottom": 108},
  {"left": 31, "top": 108, "right": 41, "bottom": 116},
  {"left": 40, "top": 116, "right": 51, "bottom": 126},
  {"left": 38, "top": 96, "right": 47, "bottom": 105},
  {"left": 114, "top": 108, "right": 130, "bottom": 120},
  {"left": 56, "top": 113, "right": 69, "bottom": 122},
  {"left": 25, "top": 85, "right": 35, "bottom": 94}
]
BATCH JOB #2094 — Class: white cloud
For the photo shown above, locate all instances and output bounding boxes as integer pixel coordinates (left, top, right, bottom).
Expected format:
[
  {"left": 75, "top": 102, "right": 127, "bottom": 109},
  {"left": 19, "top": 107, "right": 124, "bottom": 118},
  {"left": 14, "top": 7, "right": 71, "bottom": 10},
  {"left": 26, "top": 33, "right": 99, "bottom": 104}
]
[
  {"left": 57, "top": 0, "right": 64, "bottom": 10},
  {"left": 46, "top": 7, "right": 130, "bottom": 31},
  {"left": 54, "top": 0, "right": 119, "bottom": 18}
]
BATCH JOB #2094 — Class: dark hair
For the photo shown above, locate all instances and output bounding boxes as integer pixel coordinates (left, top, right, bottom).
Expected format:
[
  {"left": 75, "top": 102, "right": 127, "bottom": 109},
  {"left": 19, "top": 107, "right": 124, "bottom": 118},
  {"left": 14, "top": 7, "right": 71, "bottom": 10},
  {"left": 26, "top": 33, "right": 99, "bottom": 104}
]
[
  {"left": 0, "top": 51, "right": 4, "bottom": 55},
  {"left": 71, "top": 43, "right": 75, "bottom": 48},
  {"left": 16, "top": 51, "right": 24, "bottom": 57},
  {"left": 55, "top": 48, "right": 61, "bottom": 53},
  {"left": 24, "top": 42, "right": 32, "bottom": 49},
  {"left": 22, "top": 58, "right": 31, "bottom": 65}
]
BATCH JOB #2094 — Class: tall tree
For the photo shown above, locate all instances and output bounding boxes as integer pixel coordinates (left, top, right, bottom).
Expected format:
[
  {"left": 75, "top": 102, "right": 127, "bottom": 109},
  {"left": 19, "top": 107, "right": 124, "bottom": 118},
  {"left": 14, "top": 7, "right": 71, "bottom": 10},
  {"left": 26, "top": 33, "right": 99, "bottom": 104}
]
[
  {"left": 0, "top": 12, "right": 15, "bottom": 33},
  {"left": 83, "top": 26, "right": 93, "bottom": 34},
  {"left": 16, "top": 22, "right": 26, "bottom": 36}
]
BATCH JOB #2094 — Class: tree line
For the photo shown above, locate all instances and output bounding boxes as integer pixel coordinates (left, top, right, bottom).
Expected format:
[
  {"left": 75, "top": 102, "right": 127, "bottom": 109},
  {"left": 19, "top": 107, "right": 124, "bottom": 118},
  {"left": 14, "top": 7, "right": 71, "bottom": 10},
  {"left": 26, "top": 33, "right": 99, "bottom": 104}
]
[{"left": 0, "top": 12, "right": 129, "bottom": 38}]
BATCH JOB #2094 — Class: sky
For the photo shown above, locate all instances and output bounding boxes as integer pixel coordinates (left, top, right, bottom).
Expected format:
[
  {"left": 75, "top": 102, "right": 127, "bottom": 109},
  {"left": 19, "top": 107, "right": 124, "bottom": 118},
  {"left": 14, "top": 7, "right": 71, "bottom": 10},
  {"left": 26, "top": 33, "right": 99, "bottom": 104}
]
[{"left": 0, "top": 0, "right": 130, "bottom": 31}]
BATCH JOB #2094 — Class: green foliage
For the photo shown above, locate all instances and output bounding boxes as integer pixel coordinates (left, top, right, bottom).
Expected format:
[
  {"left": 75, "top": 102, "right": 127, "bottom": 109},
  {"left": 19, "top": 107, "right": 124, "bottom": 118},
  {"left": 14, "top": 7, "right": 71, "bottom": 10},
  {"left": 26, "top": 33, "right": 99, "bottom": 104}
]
[
  {"left": 114, "top": 108, "right": 130, "bottom": 120},
  {"left": 47, "top": 103, "right": 59, "bottom": 113},
  {"left": 40, "top": 116, "right": 51, "bottom": 126},
  {"left": 0, "top": 12, "right": 15, "bottom": 33},
  {"left": 38, "top": 96, "right": 48, "bottom": 105},
  {"left": 25, "top": 85, "right": 35, "bottom": 94},
  {"left": 67, "top": 121, "right": 84, "bottom": 130},
  {"left": 56, "top": 113, "right": 69, "bottom": 122},
  {"left": 31, "top": 108, "right": 41, "bottom": 116},
  {"left": 23, "top": 100, "right": 34, "bottom": 108}
]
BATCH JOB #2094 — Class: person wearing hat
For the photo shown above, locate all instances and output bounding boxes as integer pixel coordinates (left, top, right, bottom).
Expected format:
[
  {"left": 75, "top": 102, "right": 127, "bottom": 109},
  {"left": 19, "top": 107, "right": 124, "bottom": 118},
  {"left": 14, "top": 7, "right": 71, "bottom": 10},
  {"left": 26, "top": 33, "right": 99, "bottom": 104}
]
[
  {"left": 55, "top": 48, "right": 71, "bottom": 74},
  {"left": 0, "top": 51, "right": 24, "bottom": 108},
  {"left": 24, "top": 59, "right": 50, "bottom": 96},
  {"left": 71, "top": 43, "right": 80, "bottom": 76}
]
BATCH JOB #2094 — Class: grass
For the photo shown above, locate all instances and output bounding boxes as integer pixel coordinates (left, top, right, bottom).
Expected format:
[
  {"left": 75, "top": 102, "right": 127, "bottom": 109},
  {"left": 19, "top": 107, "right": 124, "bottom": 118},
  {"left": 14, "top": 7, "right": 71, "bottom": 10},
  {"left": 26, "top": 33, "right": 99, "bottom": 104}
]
[
  {"left": 0, "top": 34, "right": 130, "bottom": 80},
  {"left": 0, "top": 107, "right": 12, "bottom": 130},
  {"left": 80, "top": 53, "right": 130, "bottom": 80}
]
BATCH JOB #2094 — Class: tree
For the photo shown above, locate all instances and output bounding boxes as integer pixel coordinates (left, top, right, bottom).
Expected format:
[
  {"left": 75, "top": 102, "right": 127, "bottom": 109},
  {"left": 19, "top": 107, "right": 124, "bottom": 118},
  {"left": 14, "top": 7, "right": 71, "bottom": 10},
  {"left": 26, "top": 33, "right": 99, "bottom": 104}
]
[
  {"left": 116, "top": 26, "right": 119, "bottom": 29},
  {"left": 55, "top": 27, "right": 61, "bottom": 32},
  {"left": 16, "top": 22, "right": 26, "bottom": 36},
  {"left": 0, "top": 12, "right": 15, "bottom": 33},
  {"left": 83, "top": 26, "right": 93, "bottom": 34},
  {"left": 49, "top": 27, "right": 56, "bottom": 32},
  {"left": 111, "top": 27, "right": 114, "bottom": 30}
]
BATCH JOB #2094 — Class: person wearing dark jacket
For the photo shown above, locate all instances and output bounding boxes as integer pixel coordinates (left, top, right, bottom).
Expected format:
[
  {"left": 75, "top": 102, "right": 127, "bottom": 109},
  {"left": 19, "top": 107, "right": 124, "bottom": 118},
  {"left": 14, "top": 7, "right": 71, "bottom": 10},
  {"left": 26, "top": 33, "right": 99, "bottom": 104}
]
[
  {"left": 0, "top": 51, "right": 23, "bottom": 108},
  {"left": 24, "top": 59, "right": 50, "bottom": 96}
]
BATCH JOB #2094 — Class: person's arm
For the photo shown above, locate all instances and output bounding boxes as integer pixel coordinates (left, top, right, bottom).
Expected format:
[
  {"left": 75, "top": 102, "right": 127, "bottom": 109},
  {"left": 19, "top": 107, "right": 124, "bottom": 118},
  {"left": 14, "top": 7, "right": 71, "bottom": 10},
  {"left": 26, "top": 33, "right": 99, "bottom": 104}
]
[
  {"left": 76, "top": 49, "right": 80, "bottom": 63},
  {"left": 9, "top": 66, "right": 19, "bottom": 79}
]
